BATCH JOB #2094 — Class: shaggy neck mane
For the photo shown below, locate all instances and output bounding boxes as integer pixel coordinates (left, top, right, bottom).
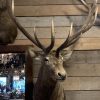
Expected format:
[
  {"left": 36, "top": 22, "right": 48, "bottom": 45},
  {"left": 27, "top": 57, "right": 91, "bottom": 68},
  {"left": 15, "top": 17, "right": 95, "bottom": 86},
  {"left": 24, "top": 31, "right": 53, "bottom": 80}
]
[
  {"left": 34, "top": 64, "right": 65, "bottom": 100},
  {"left": 34, "top": 64, "right": 56, "bottom": 100}
]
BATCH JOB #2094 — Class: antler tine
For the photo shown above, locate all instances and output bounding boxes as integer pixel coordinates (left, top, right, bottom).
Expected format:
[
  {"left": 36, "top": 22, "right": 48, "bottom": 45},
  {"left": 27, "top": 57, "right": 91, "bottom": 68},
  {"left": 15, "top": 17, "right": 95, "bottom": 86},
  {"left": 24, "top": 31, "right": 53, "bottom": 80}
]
[
  {"left": 78, "top": 0, "right": 97, "bottom": 31},
  {"left": 79, "top": 8, "right": 98, "bottom": 33},
  {"left": 80, "top": 0, "right": 90, "bottom": 9},
  {"left": 33, "top": 27, "right": 46, "bottom": 52},
  {"left": 70, "top": 3, "right": 97, "bottom": 41},
  {"left": 70, "top": 0, "right": 97, "bottom": 41},
  {"left": 45, "top": 19, "right": 55, "bottom": 54},
  {"left": 55, "top": 23, "right": 73, "bottom": 58},
  {"left": 33, "top": 20, "right": 55, "bottom": 54},
  {"left": 65, "top": 7, "right": 98, "bottom": 47},
  {"left": 71, "top": 7, "right": 98, "bottom": 45},
  {"left": 56, "top": 0, "right": 98, "bottom": 58},
  {"left": 69, "top": 0, "right": 97, "bottom": 44},
  {"left": 80, "top": 0, "right": 97, "bottom": 9}
]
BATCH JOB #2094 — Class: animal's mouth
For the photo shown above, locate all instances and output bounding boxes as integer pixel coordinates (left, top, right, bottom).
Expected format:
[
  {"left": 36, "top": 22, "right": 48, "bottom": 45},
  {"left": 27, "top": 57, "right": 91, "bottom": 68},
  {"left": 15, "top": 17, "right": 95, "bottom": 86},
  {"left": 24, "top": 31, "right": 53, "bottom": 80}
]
[
  {"left": 56, "top": 76, "right": 66, "bottom": 81},
  {"left": 57, "top": 73, "right": 66, "bottom": 81}
]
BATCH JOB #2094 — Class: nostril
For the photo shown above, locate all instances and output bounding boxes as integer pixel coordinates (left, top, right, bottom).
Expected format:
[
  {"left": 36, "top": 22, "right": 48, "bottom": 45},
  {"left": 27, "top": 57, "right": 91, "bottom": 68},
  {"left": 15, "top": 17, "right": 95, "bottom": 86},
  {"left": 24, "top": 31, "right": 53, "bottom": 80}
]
[
  {"left": 58, "top": 73, "right": 62, "bottom": 77},
  {"left": 58, "top": 73, "right": 66, "bottom": 80}
]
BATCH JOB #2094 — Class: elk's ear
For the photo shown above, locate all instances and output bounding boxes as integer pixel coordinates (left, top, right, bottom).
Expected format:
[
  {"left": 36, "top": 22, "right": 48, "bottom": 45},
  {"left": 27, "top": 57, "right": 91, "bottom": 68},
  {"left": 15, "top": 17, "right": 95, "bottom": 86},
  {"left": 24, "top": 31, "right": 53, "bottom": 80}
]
[
  {"left": 61, "top": 50, "right": 73, "bottom": 61},
  {"left": 26, "top": 47, "right": 36, "bottom": 58}
]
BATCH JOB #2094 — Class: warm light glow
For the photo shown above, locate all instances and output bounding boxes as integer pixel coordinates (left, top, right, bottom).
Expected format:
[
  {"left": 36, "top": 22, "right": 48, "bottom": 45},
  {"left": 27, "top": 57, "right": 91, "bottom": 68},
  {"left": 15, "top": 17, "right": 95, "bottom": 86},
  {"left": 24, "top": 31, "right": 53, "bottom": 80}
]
[
  {"left": 12, "top": 0, "right": 14, "bottom": 14},
  {"left": 13, "top": 76, "right": 19, "bottom": 80},
  {"left": 14, "top": 70, "right": 18, "bottom": 73},
  {"left": 21, "top": 69, "right": 25, "bottom": 73},
  {"left": 1, "top": 54, "right": 4, "bottom": 59}
]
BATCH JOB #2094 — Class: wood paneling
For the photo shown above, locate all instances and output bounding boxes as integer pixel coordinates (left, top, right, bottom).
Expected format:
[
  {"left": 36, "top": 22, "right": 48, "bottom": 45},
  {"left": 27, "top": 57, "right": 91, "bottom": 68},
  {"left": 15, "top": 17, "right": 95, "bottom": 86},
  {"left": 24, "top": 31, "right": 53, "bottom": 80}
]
[
  {"left": 33, "top": 77, "right": 100, "bottom": 90},
  {"left": 14, "top": 16, "right": 100, "bottom": 50},
  {"left": 17, "top": 26, "right": 100, "bottom": 39},
  {"left": 10, "top": 0, "right": 100, "bottom": 50},
  {"left": 65, "top": 91, "right": 100, "bottom": 100},
  {"left": 0, "top": 45, "right": 28, "bottom": 53},
  {"left": 11, "top": 38, "right": 100, "bottom": 50},
  {"left": 63, "top": 77, "right": 100, "bottom": 90},
  {"left": 15, "top": 0, "right": 99, "bottom": 6},
  {"left": 15, "top": 5, "right": 100, "bottom": 16},
  {"left": 67, "top": 51, "right": 100, "bottom": 64},
  {"left": 16, "top": 16, "right": 99, "bottom": 27}
]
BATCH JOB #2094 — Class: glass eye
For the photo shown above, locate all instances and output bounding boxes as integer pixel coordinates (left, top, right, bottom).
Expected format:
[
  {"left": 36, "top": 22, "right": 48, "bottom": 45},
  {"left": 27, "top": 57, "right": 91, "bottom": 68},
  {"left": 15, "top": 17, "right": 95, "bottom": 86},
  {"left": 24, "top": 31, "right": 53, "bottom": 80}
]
[{"left": 44, "top": 57, "right": 49, "bottom": 62}]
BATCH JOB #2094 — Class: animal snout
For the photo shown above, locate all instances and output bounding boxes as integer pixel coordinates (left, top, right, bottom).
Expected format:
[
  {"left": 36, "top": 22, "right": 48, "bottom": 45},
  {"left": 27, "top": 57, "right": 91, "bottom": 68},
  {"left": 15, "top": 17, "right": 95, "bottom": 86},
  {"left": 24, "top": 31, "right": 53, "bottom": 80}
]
[{"left": 58, "top": 73, "right": 66, "bottom": 80}]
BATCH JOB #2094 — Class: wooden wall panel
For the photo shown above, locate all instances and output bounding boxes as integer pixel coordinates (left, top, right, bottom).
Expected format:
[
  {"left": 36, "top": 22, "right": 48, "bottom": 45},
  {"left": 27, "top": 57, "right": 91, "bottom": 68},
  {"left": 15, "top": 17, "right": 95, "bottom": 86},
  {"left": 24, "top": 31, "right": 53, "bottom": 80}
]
[
  {"left": 16, "top": 16, "right": 84, "bottom": 27},
  {"left": 0, "top": 45, "right": 28, "bottom": 53},
  {"left": 65, "top": 91, "right": 100, "bottom": 100},
  {"left": 67, "top": 51, "right": 100, "bottom": 64},
  {"left": 16, "top": 16, "right": 99, "bottom": 27},
  {"left": 15, "top": 5, "right": 100, "bottom": 16},
  {"left": 15, "top": 0, "right": 99, "bottom": 6},
  {"left": 63, "top": 77, "right": 100, "bottom": 90},
  {"left": 11, "top": 38, "right": 100, "bottom": 50},
  {"left": 10, "top": 0, "right": 100, "bottom": 50},
  {"left": 63, "top": 64, "right": 100, "bottom": 77},
  {"left": 13, "top": 16, "right": 100, "bottom": 50},
  {"left": 17, "top": 26, "right": 100, "bottom": 39}
]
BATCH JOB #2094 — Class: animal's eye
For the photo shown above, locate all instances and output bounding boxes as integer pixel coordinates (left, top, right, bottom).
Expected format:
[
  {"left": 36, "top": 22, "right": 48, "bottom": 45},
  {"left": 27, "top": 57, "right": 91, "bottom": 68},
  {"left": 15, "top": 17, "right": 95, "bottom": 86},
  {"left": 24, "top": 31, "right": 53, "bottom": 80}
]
[
  {"left": 44, "top": 57, "right": 49, "bottom": 62},
  {"left": 54, "top": 61, "right": 57, "bottom": 65}
]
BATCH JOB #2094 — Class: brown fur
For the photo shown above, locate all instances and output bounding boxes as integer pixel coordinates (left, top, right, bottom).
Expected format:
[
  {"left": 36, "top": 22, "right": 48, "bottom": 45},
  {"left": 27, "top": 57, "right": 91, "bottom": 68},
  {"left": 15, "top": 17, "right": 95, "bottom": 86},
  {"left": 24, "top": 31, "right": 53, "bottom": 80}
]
[
  {"left": 34, "top": 64, "right": 65, "bottom": 100},
  {"left": 0, "top": 0, "right": 17, "bottom": 44}
]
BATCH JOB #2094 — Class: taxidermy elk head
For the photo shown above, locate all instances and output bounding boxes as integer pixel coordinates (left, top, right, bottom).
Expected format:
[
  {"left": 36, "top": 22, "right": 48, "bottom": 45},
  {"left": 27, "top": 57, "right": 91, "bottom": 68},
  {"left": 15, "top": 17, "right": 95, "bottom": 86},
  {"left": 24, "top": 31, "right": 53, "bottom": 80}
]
[
  {"left": 0, "top": 0, "right": 17, "bottom": 44},
  {"left": 7, "top": 0, "right": 98, "bottom": 100}
]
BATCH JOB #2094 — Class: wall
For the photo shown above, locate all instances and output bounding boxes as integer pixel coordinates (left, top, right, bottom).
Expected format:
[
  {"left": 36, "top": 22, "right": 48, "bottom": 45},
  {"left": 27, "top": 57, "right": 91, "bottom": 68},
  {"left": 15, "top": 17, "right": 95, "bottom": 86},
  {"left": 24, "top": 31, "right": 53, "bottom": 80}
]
[{"left": 14, "top": 0, "right": 100, "bottom": 100}]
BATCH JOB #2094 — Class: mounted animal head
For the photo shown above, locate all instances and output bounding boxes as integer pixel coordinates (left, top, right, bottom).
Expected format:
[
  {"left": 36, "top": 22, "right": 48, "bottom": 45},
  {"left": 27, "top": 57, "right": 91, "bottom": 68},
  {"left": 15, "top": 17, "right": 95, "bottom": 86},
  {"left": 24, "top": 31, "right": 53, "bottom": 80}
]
[
  {"left": 0, "top": 0, "right": 17, "bottom": 44},
  {"left": 7, "top": 0, "right": 98, "bottom": 81}
]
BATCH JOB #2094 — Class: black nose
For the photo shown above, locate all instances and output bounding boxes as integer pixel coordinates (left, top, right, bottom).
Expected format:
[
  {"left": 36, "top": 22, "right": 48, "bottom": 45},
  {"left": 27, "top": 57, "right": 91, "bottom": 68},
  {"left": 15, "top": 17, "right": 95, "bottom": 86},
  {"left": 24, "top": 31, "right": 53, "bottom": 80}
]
[{"left": 58, "top": 73, "right": 66, "bottom": 80}]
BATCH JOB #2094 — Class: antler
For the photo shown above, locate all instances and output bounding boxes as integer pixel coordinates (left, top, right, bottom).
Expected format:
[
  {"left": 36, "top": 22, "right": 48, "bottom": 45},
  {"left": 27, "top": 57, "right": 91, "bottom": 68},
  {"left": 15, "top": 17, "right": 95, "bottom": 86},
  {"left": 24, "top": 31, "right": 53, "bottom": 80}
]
[
  {"left": 33, "top": 20, "right": 55, "bottom": 54},
  {"left": 6, "top": 0, "right": 55, "bottom": 55},
  {"left": 55, "top": 0, "right": 98, "bottom": 58}
]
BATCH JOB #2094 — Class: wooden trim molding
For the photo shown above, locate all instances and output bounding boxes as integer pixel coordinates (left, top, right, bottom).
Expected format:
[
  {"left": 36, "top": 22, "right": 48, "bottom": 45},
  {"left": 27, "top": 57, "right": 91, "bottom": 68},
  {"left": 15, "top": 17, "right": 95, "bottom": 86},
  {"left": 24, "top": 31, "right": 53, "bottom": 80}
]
[{"left": 0, "top": 45, "right": 30, "bottom": 53}]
